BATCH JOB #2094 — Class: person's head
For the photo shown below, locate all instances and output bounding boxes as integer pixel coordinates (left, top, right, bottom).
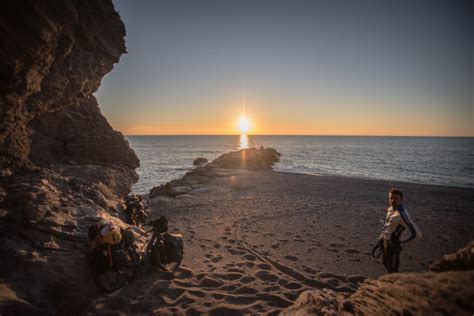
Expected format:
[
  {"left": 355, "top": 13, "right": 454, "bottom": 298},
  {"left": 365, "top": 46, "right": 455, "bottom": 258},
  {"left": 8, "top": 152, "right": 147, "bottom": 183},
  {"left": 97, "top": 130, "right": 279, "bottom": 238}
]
[{"left": 389, "top": 188, "right": 403, "bottom": 208}]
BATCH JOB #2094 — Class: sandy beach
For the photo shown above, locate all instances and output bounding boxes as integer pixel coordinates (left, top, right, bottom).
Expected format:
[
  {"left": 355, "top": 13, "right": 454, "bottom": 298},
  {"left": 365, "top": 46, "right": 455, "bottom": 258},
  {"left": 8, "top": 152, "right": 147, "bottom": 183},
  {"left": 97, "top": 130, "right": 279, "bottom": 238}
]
[{"left": 89, "top": 167, "right": 474, "bottom": 315}]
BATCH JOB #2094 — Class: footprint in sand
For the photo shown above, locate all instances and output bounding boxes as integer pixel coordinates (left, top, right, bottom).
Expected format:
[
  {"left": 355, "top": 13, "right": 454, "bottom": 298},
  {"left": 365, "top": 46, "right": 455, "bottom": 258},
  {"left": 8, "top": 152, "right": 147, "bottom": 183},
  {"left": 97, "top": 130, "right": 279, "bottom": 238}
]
[
  {"left": 228, "top": 248, "right": 246, "bottom": 255},
  {"left": 213, "top": 272, "right": 242, "bottom": 281},
  {"left": 186, "top": 307, "right": 206, "bottom": 315},
  {"left": 162, "top": 287, "right": 185, "bottom": 301},
  {"left": 255, "top": 270, "right": 279, "bottom": 282},
  {"left": 256, "top": 263, "right": 272, "bottom": 270},
  {"left": 242, "top": 254, "right": 256, "bottom": 261},
  {"left": 284, "top": 281, "right": 303, "bottom": 290},
  {"left": 284, "top": 255, "right": 299, "bottom": 262},
  {"left": 303, "top": 267, "right": 318, "bottom": 274},
  {"left": 347, "top": 275, "right": 366, "bottom": 284},
  {"left": 346, "top": 249, "right": 359, "bottom": 254},
  {"left": 240, "top": 276, "right": 256, "bottom": 284},
  {"left": 188, "top": 290, "right": 206, "bottom": 298},
  {"left": 212, "top": 293, "right": 225, "bottom": 300},
  {"left": 198, "top": 276, "right": 223, "bottom": 288},
  {"left": 221, "top": 284, "right": 238, "bottom": 291},
  {"left": 271, "top": 243, "right": 280, "bottom": 249},
  {"left": 325, "top": 278, "right": 340, "bottom": 287},
  {"left": 263, "top": 285, "right": 280, "bottom": 292},
  {"left": 165, "top": 295, "right": 196, "bottom": 307},
  {"left": 278, "top": 279, "right": 288, "bottom": 287},
  {"left": 209, "top": 307, "right": 243, "bottom": 316},
  {"left": 233, "top": 286, "right": 258, "bottom": 295},
  {"left": 283, "top": 292, "right": 301, "bottom": 301},
  {"left": 175, "top": 267, "right": 193, "bottom": 279},
  {"left": 225, "top": 294, "right": 260, "bottom": 306},
  {"left": 236, "top": 261, "right": 255, "bottom": 268}
]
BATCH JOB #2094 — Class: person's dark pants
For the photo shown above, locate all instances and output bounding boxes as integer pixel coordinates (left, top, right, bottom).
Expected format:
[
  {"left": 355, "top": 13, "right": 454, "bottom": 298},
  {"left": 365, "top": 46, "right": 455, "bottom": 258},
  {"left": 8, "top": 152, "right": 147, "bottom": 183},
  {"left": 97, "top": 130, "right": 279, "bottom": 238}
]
[{"left": 382, "top": 238, "right": 402, "bottom": 273}]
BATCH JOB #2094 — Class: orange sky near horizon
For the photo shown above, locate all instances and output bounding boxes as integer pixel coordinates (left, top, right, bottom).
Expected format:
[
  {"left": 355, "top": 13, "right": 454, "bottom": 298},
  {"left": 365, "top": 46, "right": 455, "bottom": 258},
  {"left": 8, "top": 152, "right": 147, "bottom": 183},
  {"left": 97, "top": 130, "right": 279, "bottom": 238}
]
[{"left": 105, "top": 98, "right": 473, "bottom": 137}]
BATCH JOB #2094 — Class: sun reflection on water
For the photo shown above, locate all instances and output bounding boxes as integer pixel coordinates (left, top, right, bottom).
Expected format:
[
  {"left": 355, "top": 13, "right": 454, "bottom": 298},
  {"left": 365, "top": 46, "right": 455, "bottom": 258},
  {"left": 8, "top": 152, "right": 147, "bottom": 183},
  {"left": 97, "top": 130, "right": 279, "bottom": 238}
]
[{"left": 239, "top": 134, "right": 249, "bottom": 149}]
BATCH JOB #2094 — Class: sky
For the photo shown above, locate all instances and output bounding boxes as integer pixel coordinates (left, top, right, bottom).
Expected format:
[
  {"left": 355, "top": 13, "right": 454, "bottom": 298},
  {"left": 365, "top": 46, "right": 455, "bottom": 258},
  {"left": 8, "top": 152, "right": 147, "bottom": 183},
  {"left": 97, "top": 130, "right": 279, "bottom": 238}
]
[{"left": 96, "top": 0, "right": 473, "bottom": 136}]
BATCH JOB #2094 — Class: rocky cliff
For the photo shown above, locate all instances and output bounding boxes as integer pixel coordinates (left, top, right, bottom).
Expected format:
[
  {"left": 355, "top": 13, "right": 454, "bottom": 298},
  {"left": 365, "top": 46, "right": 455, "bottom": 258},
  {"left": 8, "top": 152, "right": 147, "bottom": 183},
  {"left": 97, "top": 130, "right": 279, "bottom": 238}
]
[
  {"left": 282, "top": 242, "right": 474, "bottom": 316},
  {"left": 0, "top": 0, "right": 139, "bottom": 314}
]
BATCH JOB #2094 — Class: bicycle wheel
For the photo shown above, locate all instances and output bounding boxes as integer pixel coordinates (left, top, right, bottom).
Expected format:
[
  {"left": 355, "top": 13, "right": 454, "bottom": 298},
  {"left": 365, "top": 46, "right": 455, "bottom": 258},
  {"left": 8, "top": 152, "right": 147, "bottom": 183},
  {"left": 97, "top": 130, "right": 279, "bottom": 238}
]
[{"left": 90, "top": 246, "right": 139, "bottom": 293}]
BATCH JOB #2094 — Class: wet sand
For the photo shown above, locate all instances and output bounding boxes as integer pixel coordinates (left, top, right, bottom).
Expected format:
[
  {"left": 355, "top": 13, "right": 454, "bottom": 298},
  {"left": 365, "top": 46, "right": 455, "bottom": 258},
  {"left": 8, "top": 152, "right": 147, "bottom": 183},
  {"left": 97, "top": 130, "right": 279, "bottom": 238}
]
[{"left": 90, "top": 170, "right": 474, "bottom": 315}]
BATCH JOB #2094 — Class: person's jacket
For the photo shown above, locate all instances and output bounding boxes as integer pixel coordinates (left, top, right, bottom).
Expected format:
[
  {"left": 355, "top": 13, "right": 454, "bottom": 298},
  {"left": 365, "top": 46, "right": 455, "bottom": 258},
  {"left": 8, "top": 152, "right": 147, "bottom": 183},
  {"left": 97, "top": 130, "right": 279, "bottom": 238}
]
[{"left": 380, "top": 204, "right": 422, "bottom": 244}]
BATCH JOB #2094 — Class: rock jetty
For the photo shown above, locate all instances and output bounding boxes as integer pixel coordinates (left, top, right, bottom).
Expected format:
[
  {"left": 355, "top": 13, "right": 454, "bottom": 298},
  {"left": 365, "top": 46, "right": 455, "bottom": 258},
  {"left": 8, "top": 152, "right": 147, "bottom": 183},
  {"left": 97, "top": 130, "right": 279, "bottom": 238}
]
[{"left": 148, "top": 147, "right": 281, "bottom": 199}]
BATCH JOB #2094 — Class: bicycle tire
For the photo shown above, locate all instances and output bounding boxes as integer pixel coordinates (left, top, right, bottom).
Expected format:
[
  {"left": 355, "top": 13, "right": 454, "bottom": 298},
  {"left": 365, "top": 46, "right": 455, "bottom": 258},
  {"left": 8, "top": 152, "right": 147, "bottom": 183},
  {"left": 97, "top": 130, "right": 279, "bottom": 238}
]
[{"left": 90, "top": 246, "right": 140, "bottom": 293}]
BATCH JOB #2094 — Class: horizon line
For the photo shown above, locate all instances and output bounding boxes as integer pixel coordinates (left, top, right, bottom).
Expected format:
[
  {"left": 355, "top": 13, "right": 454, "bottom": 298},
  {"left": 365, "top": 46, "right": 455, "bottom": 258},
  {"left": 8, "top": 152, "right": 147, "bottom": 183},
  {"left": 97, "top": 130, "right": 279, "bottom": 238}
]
[{"left": 123, "top": 134, "right": 474, "bottom": 138}]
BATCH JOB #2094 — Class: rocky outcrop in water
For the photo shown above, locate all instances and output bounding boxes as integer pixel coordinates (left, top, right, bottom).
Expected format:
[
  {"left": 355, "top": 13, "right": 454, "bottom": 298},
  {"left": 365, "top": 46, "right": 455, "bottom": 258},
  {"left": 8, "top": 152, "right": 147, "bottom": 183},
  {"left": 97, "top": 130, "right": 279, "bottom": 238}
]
[
  {"left": 148, "top": 147, "right": 281, "bottom": 199},
  {"left": 0, "top": 1, "right": 138, "bottom": 314},
  {"left": 210, "top": 147, "right": 280, "bottom": 171},
  {"left": 282, "top": 242, "right": 474, "bottom": 316},
  {"left": 193, "top": 157, "right": 208, "bottom": 166}
]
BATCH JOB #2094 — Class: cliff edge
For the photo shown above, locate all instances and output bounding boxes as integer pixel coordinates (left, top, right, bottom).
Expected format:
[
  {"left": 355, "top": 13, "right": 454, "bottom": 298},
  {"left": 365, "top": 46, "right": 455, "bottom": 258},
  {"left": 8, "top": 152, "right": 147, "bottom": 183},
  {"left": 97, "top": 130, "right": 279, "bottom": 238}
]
[{"left": 0, "top": 1, "right": 138, "bottom": 314}]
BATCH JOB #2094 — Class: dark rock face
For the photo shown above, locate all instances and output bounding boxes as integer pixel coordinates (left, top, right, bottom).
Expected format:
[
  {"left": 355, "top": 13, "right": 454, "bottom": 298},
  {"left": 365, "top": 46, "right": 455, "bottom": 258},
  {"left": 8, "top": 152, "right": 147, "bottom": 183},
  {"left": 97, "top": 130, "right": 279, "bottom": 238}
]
[
  {"left": 0, "top": 0, "right": 132, "bottom": 169},
  {"left": 0, "top": 1, "right": 139, "bottom": 314},
  {"left": 29, "top": 97, "right": 139, "bottom": 171},
  {"left": 282, "top": 242, "right": 474, "bottom": 316}
]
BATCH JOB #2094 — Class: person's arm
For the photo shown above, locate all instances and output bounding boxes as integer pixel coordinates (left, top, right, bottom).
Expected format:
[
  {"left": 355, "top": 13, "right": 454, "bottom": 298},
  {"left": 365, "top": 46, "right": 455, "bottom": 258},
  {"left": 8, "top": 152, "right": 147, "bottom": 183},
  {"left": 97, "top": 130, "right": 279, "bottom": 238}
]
[{"left": 399, "top": 208, "right": 422, "bottom": 244}]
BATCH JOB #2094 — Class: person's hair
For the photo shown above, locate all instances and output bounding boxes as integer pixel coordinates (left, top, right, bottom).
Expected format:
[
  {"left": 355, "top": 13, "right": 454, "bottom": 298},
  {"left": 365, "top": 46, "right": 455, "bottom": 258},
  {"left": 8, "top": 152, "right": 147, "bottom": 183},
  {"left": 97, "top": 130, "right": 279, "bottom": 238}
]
[{"left": 389, "top": 188, "right": 403, "bottom": 199}]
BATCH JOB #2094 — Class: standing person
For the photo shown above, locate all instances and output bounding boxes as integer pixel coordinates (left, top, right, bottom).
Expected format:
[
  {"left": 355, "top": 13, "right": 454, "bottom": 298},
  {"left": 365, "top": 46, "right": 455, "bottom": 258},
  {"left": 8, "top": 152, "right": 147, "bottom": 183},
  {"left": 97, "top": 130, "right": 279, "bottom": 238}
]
[{"left": 378, "top": 188, "right": 422, "bottom": 273}]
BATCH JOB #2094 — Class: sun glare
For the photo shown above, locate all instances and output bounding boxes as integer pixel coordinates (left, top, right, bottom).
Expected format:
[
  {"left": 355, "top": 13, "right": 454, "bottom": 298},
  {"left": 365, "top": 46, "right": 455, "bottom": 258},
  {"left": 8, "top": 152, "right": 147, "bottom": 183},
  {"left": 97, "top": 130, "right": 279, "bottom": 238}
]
[{"left": 237, "top": 116, "right": 250, "bottom": 134}]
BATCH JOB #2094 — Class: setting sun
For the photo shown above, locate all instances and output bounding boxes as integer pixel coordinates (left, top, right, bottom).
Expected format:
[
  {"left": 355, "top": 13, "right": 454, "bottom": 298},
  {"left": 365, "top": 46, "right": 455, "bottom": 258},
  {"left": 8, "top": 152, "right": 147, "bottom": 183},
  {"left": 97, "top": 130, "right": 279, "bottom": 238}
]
[{"left": 237, "top": 116, "right": 250, "bottom": 134}]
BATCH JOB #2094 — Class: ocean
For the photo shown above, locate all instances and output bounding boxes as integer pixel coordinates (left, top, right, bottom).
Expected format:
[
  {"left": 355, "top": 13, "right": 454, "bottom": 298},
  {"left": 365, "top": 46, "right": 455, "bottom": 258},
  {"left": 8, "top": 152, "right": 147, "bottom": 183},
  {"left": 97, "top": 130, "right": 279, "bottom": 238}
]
[{"left": 126, "top": 135, "right": 474, "bottom": 194}]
